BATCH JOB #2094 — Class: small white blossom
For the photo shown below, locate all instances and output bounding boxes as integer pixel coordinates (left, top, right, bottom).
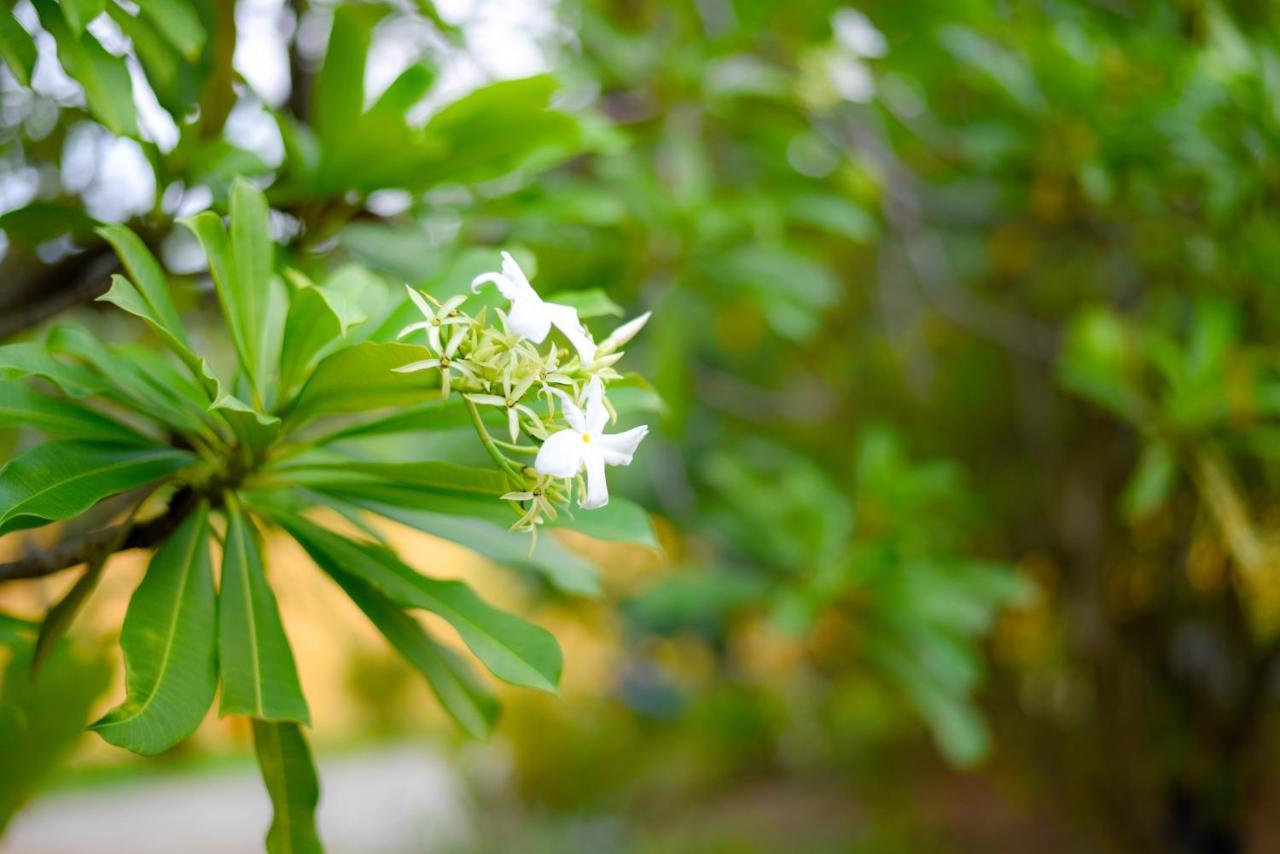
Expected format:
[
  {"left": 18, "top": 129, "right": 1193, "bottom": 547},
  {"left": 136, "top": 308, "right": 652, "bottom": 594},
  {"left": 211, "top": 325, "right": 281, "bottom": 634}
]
[
  {"left": 399, "top": 287, "right": 467, "bottom": 353},
  {"left": 471, "top": 251, "right": 597, "bottom": 363},
  {"left": 393, "top": 325, "right": 474, "bottom": 400},
  {"left": 535, "top": 377, "right": 648, "bottom": 509}
]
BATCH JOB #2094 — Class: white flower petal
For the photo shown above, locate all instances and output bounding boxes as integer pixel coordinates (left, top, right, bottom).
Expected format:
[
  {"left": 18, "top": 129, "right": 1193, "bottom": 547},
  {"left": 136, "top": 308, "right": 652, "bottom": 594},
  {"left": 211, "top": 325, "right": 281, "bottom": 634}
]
[
  {"left": 405, "top": 285, "right": 435, "bottom": 319},
  {"left": 543, "top": 302, "right": 597, "bottom": 362},
  {"left": 397, "top": 320, "right": 432, "bottom": 340},
  {"left": 583, "top": 376, "right": 609, "bottom": 436},
  {"left": 470, "top": 272, "right": 522, "bottom": 300},
  {"left": 598, "top": 425, "right": 648, "bottom": 466},
  {"left": 581, "top": 449, "right": 609, "bottom": 508},
  {"left": 500, "top": 251, "right": 540, "bottom": 298},
  {"left": 551, "top": 388, "right": 586, "bottom": 433},
  {"left": 535, "top": 428, "right": 587, "bottom": 478},
  {"left": 392, "top": 359, "right": 440, "bottom": 373},
  {"left": 508, "top": 297, "right": 553, "bottom": 343}
]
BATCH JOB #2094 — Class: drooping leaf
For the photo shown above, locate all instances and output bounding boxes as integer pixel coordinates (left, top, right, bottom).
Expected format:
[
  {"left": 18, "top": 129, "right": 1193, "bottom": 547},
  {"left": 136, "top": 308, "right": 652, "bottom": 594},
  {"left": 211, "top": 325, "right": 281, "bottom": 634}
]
[
  {"left": 0, "top": 441, "right": 194, "bottom": 536},
  {"left": 97, "top": 225, "right": 190, "bottom": 349},
  {"left": 0, "top": 201, "right": 98, "bottom": 245},
  {"left": 58, "top": 0, "right": 105, "bottom": 35},
  {"left": 219, "top": 498, "right": 309, "bottom": 723},
  {"left": 47, "top": 326, "right": 219, "bottom": 440},
  {"left": 133, "top": 0, "right": 204, "bottom": 59},
  {"left": 0, "top": 4, "right": 36, "bottom": 86},
  {"left": 30, "top": 523, "right": 129, "bottom": 673},
  {"left": 284, "top": 342, "right": 437, "bottom": 425},
  {"left": 32, "top": 0, "right": 138, "bottom": 137},
  {"left": 353, "top": 501, "right": 601, "bottom": 596},
  {"left": 0, "top": 382, "right": 151, "bottom": 444},
  {"left": 0, "top": 342, "right": 109, "bottom": 398},
  {"left": 252, "top": 720, "right": 324, "bottom": 854},
  {"left": 550, "top": 496, "right": 659, "bottom": 549},
  {"left": 92, "top": 504, "right": 218, "bottom": 755},
  {"left": 331, "top": 570, "right": 500, "bottom": 739},
  {"left": 277, "top": 515, "right": 561, "bottom": 691}
]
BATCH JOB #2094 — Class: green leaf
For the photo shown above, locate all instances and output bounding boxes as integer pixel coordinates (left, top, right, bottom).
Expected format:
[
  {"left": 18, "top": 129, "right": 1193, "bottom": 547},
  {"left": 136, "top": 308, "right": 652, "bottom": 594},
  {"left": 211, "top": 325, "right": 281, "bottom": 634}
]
[
  {"left": 279, "top": 286, "right": 344, "bottom": 398},
  {"left": 181, "top": 209, "right": 260, "bottom": 395},
  {"left": 133, "top": 0, "right": 204, "bottom": 59},
  {"left": 1122, "top": 441, "right": 1179, "bottom": 521},
  {"left": 0, "top": 382, "right": 150, "bottom": 444},
  {"left": 92, "top": 504, "right": 218, "bottom": 755},
  {"left": 252, "top": 720, "right": 323, "bottom": 854},
  {"left": 300, "top": 465, "right": 512, "bottom": 524},
  {"left": 0, "top": 4, "right": 36, "bottom": 86},
  {"left": 47, "top": 326, "right": 218, "bottom": 440},
  {"left": 31, "top": 526, "right": 128, "bottom": 672},
  {"left": 278, "top": 515, "right": 561, "bottom": 691},
  {"left": 210, "top": 394, "right": 281, "bottom": 455},
  {"left": 0, "top": 342, "right": 108, "bottom": 398},
  {"left": 0, "top": 201, "right": 98, "bottom": 245},
  {"left": 313, "top": 4, "right": 384, "bottom": 149},
  {"left": 59, "top": 0, "right": 105, "bottom": 35},
  {"left": 542, "top": 288, "right": 623, "bottom": 319},
  {"left": 97, "top": 225, "right": 190, "bottom": 349},
  {"left": 32, "top": 0, "right": 137, "bottom": 136},
  {"left": 284, "top": 341, "right": 437, "bottom": 425},
  {"left": 410, "top": 76, "right": 579, "bottom": 189},
  {"left": 230, "top": 178, "right": 275, "bottom": 392},
  {"left": 331, "top": 570, "right": 500, "bottom": 739},
  {"left": 354, "top": 502, "right": 601, "bottom": 597},
  {"left": 0, "top": 441, "right": 194, "bottom": 536},
  {"left": 551, "top": 497, "right": 658, "bottom": 549},
  {"left": 219, "top": 498, "right": 309, "bottom": 723}
]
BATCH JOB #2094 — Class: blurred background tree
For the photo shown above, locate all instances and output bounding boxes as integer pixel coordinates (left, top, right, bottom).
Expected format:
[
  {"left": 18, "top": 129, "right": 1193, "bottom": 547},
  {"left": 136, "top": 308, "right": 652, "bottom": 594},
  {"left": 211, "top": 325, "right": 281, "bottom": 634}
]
[{"left": 3, "top": 0, "right": 1280, "bottom": 852}]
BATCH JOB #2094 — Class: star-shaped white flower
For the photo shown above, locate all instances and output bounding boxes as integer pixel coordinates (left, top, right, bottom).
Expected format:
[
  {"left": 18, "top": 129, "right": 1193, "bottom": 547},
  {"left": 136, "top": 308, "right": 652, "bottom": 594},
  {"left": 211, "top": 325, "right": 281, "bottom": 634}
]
[
  {"left": 393, "top": 325, "right": 474, "bottom": 399},
  {"left": 398, "top": 286, "right": 467, "bottom": 353},
  {"left": 471, "top": 251, "right": 597, "bottom": 363},
  {"left": 535, "top": 377, "right": 648, "bottom": 509}
]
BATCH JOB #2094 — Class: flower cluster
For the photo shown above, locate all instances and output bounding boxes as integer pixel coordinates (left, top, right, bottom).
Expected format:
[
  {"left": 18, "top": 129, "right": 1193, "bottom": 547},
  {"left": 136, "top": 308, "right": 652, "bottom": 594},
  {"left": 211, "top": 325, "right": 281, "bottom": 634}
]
[{"left": 395, "top": 251, "right": 650, "bottom": 532}]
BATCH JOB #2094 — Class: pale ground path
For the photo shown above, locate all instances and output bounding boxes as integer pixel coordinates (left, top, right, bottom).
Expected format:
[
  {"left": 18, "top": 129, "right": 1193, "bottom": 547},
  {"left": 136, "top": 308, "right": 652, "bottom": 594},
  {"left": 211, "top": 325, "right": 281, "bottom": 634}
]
[{"left": 0, "top": 744, "right": 472, "bottom": 854}]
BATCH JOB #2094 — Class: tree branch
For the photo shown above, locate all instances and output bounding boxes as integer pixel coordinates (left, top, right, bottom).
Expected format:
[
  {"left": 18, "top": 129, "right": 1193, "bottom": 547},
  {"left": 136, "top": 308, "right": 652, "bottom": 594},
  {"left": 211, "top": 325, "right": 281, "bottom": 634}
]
[{"left": 0, "top": 489, "right": 200, "bottom": 583}]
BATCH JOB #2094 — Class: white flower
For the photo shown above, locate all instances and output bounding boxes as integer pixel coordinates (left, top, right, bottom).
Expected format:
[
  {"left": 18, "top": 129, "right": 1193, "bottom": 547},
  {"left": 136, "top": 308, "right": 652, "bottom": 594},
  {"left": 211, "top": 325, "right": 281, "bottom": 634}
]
[
  {"left": 471, "top": 251, "right": 597, "bottom": 363},
  {"left": 399, "top": 286, "right": 467, "bottom": 352},
  {"left": 393, "top": 326, "right": 474, "bottom": 400},
  {"left": 535, "top": 377, "right": 647, "bottom": 509}
]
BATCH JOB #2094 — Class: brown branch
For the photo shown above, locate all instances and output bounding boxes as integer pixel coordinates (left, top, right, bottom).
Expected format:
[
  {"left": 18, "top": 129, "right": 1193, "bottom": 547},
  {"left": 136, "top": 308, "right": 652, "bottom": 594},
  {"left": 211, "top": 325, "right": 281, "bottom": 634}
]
[
  {"left": 0, "top": 489, "right": 200, "bottom": 584},
  {"left": 0, "top": 242, "right": 119, "bottom": 340}
]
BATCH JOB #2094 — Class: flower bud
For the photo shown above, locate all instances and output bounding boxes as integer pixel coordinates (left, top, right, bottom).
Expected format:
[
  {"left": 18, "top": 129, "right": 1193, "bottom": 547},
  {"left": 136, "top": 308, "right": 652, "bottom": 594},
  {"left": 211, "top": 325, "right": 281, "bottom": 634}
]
[{"left": 596, "top": 311, "right": 651, "bottom": 356}]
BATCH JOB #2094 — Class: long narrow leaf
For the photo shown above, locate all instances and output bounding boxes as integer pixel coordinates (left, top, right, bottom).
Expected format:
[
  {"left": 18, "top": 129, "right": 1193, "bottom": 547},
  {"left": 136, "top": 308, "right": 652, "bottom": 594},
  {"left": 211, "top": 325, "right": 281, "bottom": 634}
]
[
  {"left": 92, "top": 505, "right": 218, "bottom": 754},
  {"left": 252, "top": 720, "right": 324, "bottom": 854},
  {"left": 0, "top": 441, "right": 193, "bottom": 536},
  {"left": 331, "top": 569, "right": 500, "bottom": 738},
  {"left": 220, "top": 498, "right": 309, "bottom": 722},
  {"left": 278, "top": 515, "right": 561, "bottom": 692},
  {"left": 0, "top": 382, "right": 152, "bottom": 444}
]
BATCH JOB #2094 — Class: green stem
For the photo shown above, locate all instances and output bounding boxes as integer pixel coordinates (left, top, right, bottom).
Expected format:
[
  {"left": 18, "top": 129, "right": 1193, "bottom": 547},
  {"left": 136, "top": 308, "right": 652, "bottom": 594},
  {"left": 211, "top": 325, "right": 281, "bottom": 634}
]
[
  {"left": 466, "top": 399, "right": 523, "bottom": 480},
  {"left": 492, "top": 438, "right": 538, "bottom": 456}
]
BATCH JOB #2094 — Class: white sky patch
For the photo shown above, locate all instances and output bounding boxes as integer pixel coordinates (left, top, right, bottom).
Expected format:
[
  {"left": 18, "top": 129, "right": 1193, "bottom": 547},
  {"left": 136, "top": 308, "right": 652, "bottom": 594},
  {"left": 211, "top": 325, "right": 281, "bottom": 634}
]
[{"left": 235, "top": 0, "right": 292, "bottom": 106}]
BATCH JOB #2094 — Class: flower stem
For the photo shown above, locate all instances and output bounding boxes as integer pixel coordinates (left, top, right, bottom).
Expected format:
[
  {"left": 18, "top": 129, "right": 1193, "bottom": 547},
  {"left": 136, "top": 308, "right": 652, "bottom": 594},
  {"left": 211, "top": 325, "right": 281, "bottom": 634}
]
[{"left": 466, "top": 399, "right": 524, "bottom": 480}]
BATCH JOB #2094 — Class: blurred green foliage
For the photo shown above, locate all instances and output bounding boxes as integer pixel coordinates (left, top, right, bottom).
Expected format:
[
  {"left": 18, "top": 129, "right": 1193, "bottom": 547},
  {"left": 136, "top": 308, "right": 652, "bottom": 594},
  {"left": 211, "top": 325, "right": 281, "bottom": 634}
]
[{"left": 3, "top": 0, "right": 1280, "bottom": 850}]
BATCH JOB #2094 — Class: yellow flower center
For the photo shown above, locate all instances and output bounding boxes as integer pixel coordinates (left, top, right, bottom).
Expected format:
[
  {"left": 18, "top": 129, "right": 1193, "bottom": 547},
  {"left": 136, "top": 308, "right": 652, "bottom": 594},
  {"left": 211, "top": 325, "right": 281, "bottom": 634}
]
[{"left": 581, "top": 433, "right": 592, "bottom": 444}]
